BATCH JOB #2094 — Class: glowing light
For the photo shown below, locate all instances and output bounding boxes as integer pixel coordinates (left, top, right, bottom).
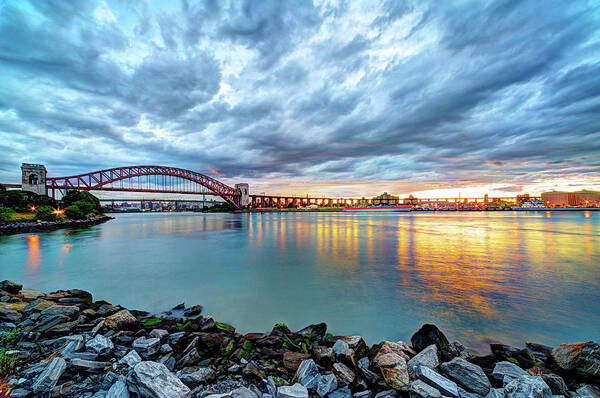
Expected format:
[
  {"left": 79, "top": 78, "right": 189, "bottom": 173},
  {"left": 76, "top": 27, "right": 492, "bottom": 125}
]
[
  {"left": 29, "top": 205, "right": 38, "bottom": 212},
  {"left": 52, "top": 208, "right": 65, "bottom": 217}
]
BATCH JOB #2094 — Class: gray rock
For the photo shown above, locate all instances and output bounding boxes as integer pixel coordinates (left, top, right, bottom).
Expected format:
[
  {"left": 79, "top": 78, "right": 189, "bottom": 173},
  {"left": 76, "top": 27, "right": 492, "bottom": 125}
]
[
  {"left": 575, "top": 384, "right": 600, "bottom": 397},
  {"left": 333, "top": 340, "right": 350, "bottom": 356},
  {"left": 408, "top": 345, "right": 440, "bottom": 378},
  {"left": 373, "top": 351, "right": 409, "bottom": 389},
  {"left": 32, "top": 357, "right": 67, "bottom": 393},
  {"left": 161, "top": 344, "right": 173, "bottom": 354},
  {"left": 332, "top": 362, "right": 355, "bottom": 386},
  {"left": 415, "top": 366, "right": 459, "bottom": 398},
  {"left": 504, "top": 375, "right": 551, "bottom": 398},
  {"left": 132, "top": 336, "right": 160, "bottom": 358},
  {"left": 317, "top": 374, "right": 338, "bottom": 398},
  {"left": 540, "top": 374, "right": 568, "bottom": 396},
  {"left": 277, "top": 383, "right": 309, "bottom": 398},
  {"left": 71, "top": 358, "right": 110, "bottom": 373},
  {"left": 106, "top": 380, "right": 130, "bottom": 398},
  {"left": 8, "top": 388, "right": 30, "bottom": 398},
  {"left": 131, "top": 361, "right": 191, "bottom": 397},
  {"left": 457, "top": 386, "right": 484, "bottom": 398},
  {"left": 551, "top": 341, "right": 600, "bottom": 382},
  {"left": 353, "top": 391, "right": 372, "bottom": 398},
  {"left": 86, "top": 334, "right": 115, "bottom": 356},
  {"left": 294, "top": 359, "right": 321, "bottom": 390},
  {"left": 150, "top": 328, "right": 169, "bottom": 340},
  {"left": 329, "top": 387, "right": 352, "bottom": 398},
  {"left": 176, "top": 367, "right": 215, "bottom": 387},
  {"left": 40, "top": 305, "right": 80, "bottom": 319},
  {"left": 490, "top": 361, "right": 528, "bottom": 384},
  {"left": 0, "top": 280, "right": 22, "bottom": 294},
  {"left": 409, "top": 379, "right": 442, "bottom": 398},
  {"left": 120, "top": 350, "right": 142, "bottom": 368},
  {"left": 0, "top": 307, "right": 22, "bottom": 322},
  {"left": 357, "top": 357, "right": 381, "bottom": 385},
  {"left": 230, "top": 387, "right": 259, "bottom": 398},
  {"left": 373, "top": 390, "right": 398, "bottom": 398},
  {"left": 439, "top": 357, "right": 490, "bottom": 396},
  {"left": 484, "top": 389, "right": 502, "bottom": 398}
]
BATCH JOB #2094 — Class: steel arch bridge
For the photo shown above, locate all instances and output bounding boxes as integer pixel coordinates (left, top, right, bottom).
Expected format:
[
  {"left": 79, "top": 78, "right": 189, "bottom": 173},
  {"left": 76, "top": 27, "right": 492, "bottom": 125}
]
[{"left": 46, "top": 165, "right": 244, "bottom": 208}]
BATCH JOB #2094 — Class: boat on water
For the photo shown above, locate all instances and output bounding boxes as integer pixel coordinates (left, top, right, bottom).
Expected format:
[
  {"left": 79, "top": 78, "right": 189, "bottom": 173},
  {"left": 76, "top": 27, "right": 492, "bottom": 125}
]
[{"left": 342, "top": 205, "right": 412, "bottom": 212}]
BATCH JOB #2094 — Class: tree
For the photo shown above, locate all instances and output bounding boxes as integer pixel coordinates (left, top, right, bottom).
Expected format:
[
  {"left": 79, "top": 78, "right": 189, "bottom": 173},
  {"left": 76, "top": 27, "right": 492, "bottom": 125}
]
[
  {"left": 35, "top": 206, "right": 59, "bottom": 222},
  {"left": 61, "top": 191, "right": 102, "bottom": 213},
  {"left": 65, "top": 205, "right": 86, "bottom": 220},
  {"left": 0, "top": 206, "right": 14, "bottom": 223}
]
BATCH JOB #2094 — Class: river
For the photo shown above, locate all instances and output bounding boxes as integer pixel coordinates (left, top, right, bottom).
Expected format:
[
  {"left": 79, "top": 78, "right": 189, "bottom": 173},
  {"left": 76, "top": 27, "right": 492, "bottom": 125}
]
[{"left": 1, "top": 211, "right": 599, "bottom": 351}]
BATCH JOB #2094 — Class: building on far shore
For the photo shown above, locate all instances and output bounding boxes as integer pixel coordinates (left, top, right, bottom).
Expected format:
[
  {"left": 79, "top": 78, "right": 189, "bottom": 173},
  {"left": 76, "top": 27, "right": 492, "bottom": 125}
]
[
  {"left": 373, "top": 192, "right": 399, "bottom": 205},
  {"left": 541, "top": 190, "right": 600, "bottom": 206}
]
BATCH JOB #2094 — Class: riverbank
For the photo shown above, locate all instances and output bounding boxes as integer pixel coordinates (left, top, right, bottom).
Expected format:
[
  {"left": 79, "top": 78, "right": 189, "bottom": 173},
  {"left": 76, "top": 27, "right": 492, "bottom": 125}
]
[
  {"left": 0, "top": 281, "right": 598, "bottom": 397},
  {"left": 0, "top": 215, "right": 113, "bottom": 236}
]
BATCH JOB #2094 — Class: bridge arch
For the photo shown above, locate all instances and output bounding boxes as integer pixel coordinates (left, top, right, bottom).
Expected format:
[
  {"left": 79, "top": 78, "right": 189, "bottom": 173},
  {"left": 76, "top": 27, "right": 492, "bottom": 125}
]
[{"left": 46, "top": 165, "right": 242, "bottom": 208}]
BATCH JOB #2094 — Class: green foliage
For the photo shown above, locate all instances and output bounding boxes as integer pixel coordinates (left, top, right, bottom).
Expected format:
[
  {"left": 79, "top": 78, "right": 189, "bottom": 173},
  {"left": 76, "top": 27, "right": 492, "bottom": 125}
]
[
  {"left": 215, "top": 322, "right": 235, "bottom": 333},
  {"left": 0, "top": 190, "right": 57, "bottom": 212},
  {"left": 272, "top": 323, "right": 291, "bottom": 334},
  {"left": 61, "top": 191, "right": 102, "bottom": 213},
  {"left": 142, "top": 317, "right": 164, "bottom": 326},
  {"left": 65, "top": 205, "right": 86, "bottom": 220},
  {"left": 0, "top": 206, "right": 15, "bottom": 223},
  {"left": 506, "top": 357, "right": 520, "bottom": 366},
  {"left": 0, "top": 328, "right": 20, "bottom": 378},
  {"left": 0, "top": 185, "right": 6, "bottom": 193},
  {"left": 177, "top": 321, "right": 193, "bottom": 331},
  {"left": 35, "top": 206, "right": 59, "bottom": 221}
]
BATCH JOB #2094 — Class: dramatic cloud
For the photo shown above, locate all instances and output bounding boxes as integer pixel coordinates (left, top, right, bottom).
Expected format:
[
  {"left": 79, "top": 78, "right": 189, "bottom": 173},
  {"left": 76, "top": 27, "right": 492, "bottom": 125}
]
[{"left": 0, "top": 0, "right": 599, "bottom": 197}]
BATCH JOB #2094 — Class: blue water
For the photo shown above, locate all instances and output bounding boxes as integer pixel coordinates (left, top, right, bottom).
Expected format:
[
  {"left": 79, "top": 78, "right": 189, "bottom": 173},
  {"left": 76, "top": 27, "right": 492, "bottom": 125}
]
[{"left": 1, "top": 211, "right": 599, "bottom": 350}]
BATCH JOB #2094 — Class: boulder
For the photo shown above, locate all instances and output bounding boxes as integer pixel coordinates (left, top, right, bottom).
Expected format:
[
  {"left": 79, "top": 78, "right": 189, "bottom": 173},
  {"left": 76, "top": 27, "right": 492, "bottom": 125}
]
[
  {"left": 411, "top": 325, "right": 449, "bottom": 353},
  {"left": 176, "top": 367, "right": 215, "bottom": 387},
  {"left": 376, "top": 341, "right": 415, "bottom": 361},
  {"left": 296, "top": 323, "right": 327, "bottom": 338},
  {"left": 243, "top": 362, "right": 265, "bottom": 380},
  {"left": 119, "top": 350, "right": 142, "bottom": 368},
  {"left": 131, "top": 361, "right": 191, "bottom": 398},
  {"left": 150, "top": 329, "right": 170, "bottom": 341},
  {"left": 575, "top": 384, "right": 600, "bottom": 397},
  {"left": 294, "top": 359, "right": 321, "bottom": 390},
  {"left": 317, "top": 374, "right": 338, "bottom": 398},
  {"left": 333, "top": 362, "right": 356, "bottom": 386},
  {"left": 184, "top": 305, "right": 202, "bottom": 317},
  {"left": 133, "top": 336, "right": 160, "bottom": 358},
  {"left": 407, "top": 345, "right": 439, "bottom": 378},
  {"left": 0, "top": 280, "right": 22, "bottom": 294},
  {"left": 314, "top": 346, "right": 335, "bottom": 367},
  {"left": 408, "top": 379, "right": 442, "bottom": 398},
  {"left": 373, "top": 390, "right": 398, "bottom": 398},
  {"left": 277, "top": 383, "right": 309, "bottom": 398},
  {"left": 439, "top": 357, "right": 490, "bottom": 396},
  {"left": 414, "top": 366, "right": 459, "bottom": 398},
  {"left": 357, "top": 357, "right": 381, "bottom": 385},
  {"left": 32, "top": 357, "right": 67, "bottom": 394},
  {"left": 490, "top": 361, "right": 528, "bottom": 384},
  {"left": 329, "top": 387, "right": 352, "bottom": 398},
  {"left": 373, "top": 348, "right": 409, "bottom": 389},
  {"left": 353, "top": 391, "right": 372, "bottom": 398},
  {"left": 333, "top": 340, "right": 350, "bottom": 356},
  {"left": 283, "top": 352, "right": 311, "bottom": 372},
  {"left": 106, "top": 379, "right": 130, "bottom": 398},
  {"left": 40, "top": 305, "right": 80, "bottom": 319},
  {"left": 0, "top": 307, "right": 22, "bottom": 322},
  {"left": 551, "top": 341, "right": 600, "bottom": 382},
  {"left": 503, "top": 375, "right": 551, "bottom": 398},
  {"left": 71, "top": 358, "right": 110, "bottom": 373},
  {"left": 539, "top": 373, "right": 567, "bottom": 396},
  {"left": 105, "top": 309, "right": 139, "bottom": 330},
  {"left": 86, "top": 334, "right": 115, "bottom": 356}
]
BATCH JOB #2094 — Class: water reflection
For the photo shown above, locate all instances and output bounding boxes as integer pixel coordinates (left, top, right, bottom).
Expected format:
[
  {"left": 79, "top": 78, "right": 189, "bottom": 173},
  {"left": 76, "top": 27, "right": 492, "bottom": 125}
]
[
  {"left": 1, "top": 212, "right": 599, "bottom": 348},
  {"left": 25, "top": 234, "right": 41, "bottom": 273}
]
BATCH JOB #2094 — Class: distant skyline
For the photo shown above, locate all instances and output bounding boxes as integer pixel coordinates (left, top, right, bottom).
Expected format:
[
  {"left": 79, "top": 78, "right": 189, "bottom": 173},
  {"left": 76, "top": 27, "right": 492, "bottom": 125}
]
[{"left": 1, "top": 0, "right": 599, "bottom": 198}]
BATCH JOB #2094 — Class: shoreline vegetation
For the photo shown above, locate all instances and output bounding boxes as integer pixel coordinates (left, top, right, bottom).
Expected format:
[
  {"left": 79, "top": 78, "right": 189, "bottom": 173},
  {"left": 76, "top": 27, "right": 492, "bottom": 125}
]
[{"left": 0, "top": 281, "right": 598, "bottom": 397}]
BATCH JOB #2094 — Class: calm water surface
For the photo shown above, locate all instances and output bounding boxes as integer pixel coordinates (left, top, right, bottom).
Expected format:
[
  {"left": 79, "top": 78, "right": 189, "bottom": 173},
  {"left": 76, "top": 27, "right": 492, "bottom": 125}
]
[{"left": 1, "top": 212, "right": 599, "bottom": 350}]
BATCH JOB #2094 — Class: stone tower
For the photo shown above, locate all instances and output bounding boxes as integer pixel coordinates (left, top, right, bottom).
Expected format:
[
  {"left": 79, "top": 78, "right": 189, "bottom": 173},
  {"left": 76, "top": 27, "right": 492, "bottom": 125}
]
[
  {"left": 21, "top": 163, "right": 47, "bottom": 196},
  {"left": 235, "top": 183, "right": 250, "bottom": 207}
]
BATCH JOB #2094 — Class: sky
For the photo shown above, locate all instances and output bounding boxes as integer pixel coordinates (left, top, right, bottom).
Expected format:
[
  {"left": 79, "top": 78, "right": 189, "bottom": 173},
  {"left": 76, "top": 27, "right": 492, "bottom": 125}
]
[{"left": 1, "top": 0, "right": 599, "bottom": 198}]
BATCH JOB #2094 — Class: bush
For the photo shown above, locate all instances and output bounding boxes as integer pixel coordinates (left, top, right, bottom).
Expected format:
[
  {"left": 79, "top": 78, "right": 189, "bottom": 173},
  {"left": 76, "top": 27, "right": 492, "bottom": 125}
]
[
  {"left": 35, "top": 206, "right": 60, "bottom": 221},
  {"left": 73, "top": 200, "right": 97, "bottom": 215},
  {"left": 0, "top": 190, "right": 57, "bottom": 212},
  {"left": 0, "top": 206, "right": 15, "bottom": 223},
  {"left": 65, "top": 205, "right": 86, "bottom": 220},
  {"left": 62, "top": 191, "right": 102, "bottom": 213}
]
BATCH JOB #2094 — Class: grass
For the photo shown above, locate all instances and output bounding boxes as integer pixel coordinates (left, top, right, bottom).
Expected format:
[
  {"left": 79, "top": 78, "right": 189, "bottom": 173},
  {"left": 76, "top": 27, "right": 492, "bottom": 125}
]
[
  {"left": 6, "top": 213, "right": 35, "bottom": 222},
  {"left": 0, "top": 328, "right": 20, "bottom": 379}
]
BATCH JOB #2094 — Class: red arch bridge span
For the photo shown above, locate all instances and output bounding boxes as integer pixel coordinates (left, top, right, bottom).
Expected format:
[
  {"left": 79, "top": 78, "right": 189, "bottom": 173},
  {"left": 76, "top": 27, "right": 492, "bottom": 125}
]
[{"left": 45, "top": 165, "right": 248, "bottom": 208}]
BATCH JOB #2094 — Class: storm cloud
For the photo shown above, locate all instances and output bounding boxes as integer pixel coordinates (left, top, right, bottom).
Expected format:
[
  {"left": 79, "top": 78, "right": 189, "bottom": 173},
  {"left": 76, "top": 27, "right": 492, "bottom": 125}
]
[{"left": 0, "top": 0, "right": 599, "bottom": 196}]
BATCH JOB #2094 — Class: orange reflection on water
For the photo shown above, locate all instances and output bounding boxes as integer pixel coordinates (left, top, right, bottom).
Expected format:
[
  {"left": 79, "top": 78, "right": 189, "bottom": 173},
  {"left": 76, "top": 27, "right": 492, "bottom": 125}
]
[{"left": 25, "top": 234, "right": 41, "bottom": 273}]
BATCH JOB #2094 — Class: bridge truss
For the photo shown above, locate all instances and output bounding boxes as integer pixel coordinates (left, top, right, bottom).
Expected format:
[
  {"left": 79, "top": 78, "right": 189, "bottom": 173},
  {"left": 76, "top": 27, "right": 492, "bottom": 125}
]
[{"left": 46, "top": 165, "right": 242, "bottom": 208}]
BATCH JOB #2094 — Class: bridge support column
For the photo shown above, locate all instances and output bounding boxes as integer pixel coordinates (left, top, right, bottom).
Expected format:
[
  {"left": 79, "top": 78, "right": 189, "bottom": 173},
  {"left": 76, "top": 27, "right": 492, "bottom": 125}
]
[
  {"left": 21, "top": 163, "right": 47, "bottom": 196},
  {"left": 235, "top": 183, "right": 250, "bottom": 207}
]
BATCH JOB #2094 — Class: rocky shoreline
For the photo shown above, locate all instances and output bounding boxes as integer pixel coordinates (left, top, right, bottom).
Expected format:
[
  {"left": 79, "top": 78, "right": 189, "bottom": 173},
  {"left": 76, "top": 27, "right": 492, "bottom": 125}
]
[
  {"left": 0, "top": 281, "right": 598, "bottom": 398},
  {"left": 0, "top": 215, "right": 113, "bottom": 236}
]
